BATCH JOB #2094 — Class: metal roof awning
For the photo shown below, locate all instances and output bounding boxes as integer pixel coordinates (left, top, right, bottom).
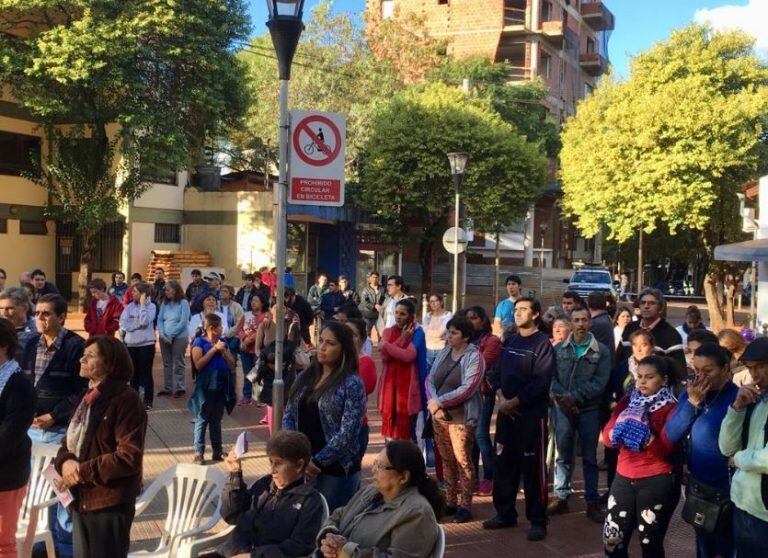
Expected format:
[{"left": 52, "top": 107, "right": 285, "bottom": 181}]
[{"left": 714, "top": 239, "right": 768, "bottom": 262}]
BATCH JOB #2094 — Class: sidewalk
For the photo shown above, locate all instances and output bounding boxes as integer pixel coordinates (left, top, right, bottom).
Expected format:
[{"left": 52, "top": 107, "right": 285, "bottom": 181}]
[{"left": 63, "top": 314, "right": 695, "bottom": 556}]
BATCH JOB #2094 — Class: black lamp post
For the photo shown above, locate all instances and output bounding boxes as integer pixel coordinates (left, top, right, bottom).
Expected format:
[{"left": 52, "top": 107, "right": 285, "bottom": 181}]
[
  {"left": 266, "top": 0, "right": 305, "bottom": 432},
  {"left": 447, "top": 152, "right": 469, "bottom": 313}
]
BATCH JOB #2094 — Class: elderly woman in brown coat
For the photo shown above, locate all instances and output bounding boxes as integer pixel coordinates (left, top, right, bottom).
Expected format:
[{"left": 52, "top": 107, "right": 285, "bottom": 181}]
[
  {"left": 316, "top": 440, "right": 443, "bottom": 558},
  {"left": 54, "top": 335, "right": 147, "bottom": 558}
]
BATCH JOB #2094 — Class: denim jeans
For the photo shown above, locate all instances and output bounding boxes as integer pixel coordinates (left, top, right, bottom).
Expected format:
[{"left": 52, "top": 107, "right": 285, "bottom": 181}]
[
  {"left": 240, "top": 352, "right": 257, "bottom": 399},
  {"left": 160, "top": 336, "right": 187, "bottom": 392},
  {"left": 314, "top": 471, "right": 361, "bottom": 515},
  {"left": 426, "top": 349, "right": 440, "bottom": 372},
  {"left": 733, "top": 507, "right": 768, "bottom": 558},
  {"left": 193, "top": 390, "right": 225, "bottom": 455},
  {"left": 472, "top": 392, "right": 495, "bottom": 481},
  {"left": 28, "top": 426, "right": 73, "bottom": 557},
  {"left": 553, "top": 405, "right": 601, "bottom": 503}
]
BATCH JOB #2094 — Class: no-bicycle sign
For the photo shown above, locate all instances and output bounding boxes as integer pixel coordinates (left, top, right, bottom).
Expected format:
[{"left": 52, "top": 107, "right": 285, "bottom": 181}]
[{"left": 289, "top": 110, "right": 346, "bottom": 207}]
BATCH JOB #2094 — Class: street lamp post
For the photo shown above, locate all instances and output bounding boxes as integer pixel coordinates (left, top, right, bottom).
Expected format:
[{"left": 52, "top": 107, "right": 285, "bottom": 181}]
[
  {"left": 539, "top": 222, "right": 548, "bottom": 299},
  {"left": 266, "top": 0, "right": 305, "bottom": 431},
  {"left": 447, "top": 152, "right": 469, "bottom": 314}
]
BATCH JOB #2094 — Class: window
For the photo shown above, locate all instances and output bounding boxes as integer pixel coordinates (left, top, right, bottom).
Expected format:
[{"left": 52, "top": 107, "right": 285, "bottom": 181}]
[
  {"left": 0, "top": 131, "right": 41, "bottom": 176},
  {"left": 141, "top": 170, "right": 177, "bottom": 185},
  {"left": 0, "top": 218, "right": 7, "bottom": 234},
  {"left": 541, "top": 52, "right": 552, "bottom": 80},
  {"left": 381, "top": 0, "right": 394, "bottom": 19},
  {"left": 586, "top": 37, "right": 596, "bottom": 54},
  {"left": 541, "top": 1, "right": 552, "bottom": 21},
  {"left": 20, "top": 220, "right": 48, "bottom": 235},
  {"left": 584, "top": 82, "right": 594, "bottom": 97},
  {"left": 154, "top": 223, "right": 181, "bottom": 243}
]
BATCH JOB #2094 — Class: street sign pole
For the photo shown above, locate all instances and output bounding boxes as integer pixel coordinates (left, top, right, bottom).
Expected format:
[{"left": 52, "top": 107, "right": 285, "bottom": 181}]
[{"left": 453, "top": 187, "right": 460, "bottom": 314}]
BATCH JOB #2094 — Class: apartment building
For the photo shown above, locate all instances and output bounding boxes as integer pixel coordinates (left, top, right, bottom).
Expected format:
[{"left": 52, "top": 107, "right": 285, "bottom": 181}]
[{"left": 370, "top": 0, "right": 614, "bottom": 268}]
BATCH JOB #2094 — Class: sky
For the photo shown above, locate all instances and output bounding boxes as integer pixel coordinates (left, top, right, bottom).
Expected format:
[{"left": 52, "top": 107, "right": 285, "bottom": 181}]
[{"left": 248, "top": 0, "right": 768, "bottom": 78}]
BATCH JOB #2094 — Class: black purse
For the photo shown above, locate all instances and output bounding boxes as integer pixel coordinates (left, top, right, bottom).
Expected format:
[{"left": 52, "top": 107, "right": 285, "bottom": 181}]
[{"left": 681, "top": 475, "right": 732, "bottom": 534}]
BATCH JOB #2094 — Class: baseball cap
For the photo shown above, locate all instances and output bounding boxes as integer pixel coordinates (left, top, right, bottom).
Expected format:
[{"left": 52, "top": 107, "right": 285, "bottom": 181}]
[{"left": 204, "top": 271, "right": 221, "bottom": 282}]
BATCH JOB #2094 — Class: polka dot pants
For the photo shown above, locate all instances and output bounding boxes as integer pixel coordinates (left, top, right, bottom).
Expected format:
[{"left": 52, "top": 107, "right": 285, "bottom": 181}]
[{"left": 602, "top": 473, "right": 680, "bottom": 557}]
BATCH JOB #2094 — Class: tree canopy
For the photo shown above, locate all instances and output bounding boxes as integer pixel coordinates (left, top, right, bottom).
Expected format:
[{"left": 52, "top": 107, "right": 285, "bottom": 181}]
[
  {"left": 357, "top": 82, "right": 547, "bottom": 290},
  {"left": 0, "top": 0, "right": 251, "bottom": 304},
  {"left": 559, "top": 24, "right": 768, "bottom": 328}
]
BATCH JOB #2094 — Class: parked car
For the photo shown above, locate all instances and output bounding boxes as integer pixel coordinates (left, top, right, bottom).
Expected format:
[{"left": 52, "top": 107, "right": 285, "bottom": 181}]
[{"left": 565, "top": 267, "right": 617, "bottom": 299}]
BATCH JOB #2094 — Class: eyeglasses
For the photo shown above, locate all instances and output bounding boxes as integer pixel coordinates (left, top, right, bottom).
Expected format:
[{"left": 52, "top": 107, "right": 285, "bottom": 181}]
[{"left": 372, "top": 460, "right": 396, "bottom": 472}]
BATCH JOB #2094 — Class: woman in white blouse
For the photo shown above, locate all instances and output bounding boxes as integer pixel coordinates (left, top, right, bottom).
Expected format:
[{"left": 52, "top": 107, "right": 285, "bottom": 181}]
[{"left": 422, "top": 294, "right": 452, "bottom": 370}]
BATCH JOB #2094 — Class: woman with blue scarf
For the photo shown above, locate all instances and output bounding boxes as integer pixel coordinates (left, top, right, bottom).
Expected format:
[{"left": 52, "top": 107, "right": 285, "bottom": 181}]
[{"left": 601, "top": 355, "right": 679, "bottom": 558}]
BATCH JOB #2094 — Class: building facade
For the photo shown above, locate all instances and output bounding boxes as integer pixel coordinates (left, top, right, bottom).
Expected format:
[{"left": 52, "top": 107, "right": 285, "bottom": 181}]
[{"left": 368, "top": 0, "right": 614, "bottom": 268}]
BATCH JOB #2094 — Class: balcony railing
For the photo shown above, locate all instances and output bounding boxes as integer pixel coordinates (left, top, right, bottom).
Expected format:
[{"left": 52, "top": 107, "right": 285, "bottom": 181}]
[
  {"left": 505, "top": 65, "right": 532, "bottom": 82},
  {"left": 580, "top": 1, "right": 615, "bottom": 31},
  {"left": 579, "top": 52, "right": 608, "bottom": 76},
  {"left": 503, "top": 6, "right": 526, "bottom": 27}
]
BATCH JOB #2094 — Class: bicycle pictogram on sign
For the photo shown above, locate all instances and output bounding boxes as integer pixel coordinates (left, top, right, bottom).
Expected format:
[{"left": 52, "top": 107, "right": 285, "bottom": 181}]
[{"left": 292, "top": 114, "right": 342, "bottom": 167}]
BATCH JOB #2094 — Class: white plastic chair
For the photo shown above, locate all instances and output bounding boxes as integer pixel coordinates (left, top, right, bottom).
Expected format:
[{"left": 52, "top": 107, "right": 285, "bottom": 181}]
[
  {"left": 129, "top": 463, "right": 226, "bottom": 558},
  {"left": 177, "top": 488, "right": 330, "bottom": 558},
  {"left": 16, "top": 443, "right": 60, "bottom": 558},
  {"left": 432, "top": 525, "right": 445, "bottom": 558}
]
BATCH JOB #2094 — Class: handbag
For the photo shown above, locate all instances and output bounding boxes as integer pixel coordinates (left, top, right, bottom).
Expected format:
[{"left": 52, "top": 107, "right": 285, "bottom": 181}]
[{"left": 681, "top": 476, "right": 732, "bottom": 534}]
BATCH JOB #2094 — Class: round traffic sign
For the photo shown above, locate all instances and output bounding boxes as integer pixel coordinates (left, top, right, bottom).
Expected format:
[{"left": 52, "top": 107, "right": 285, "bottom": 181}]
[
  {"left": 442, "top": 227, "right": 467, "bottom": 254},
  {"left": 292, "top": 114, "right": 342, "bottom": 167}
]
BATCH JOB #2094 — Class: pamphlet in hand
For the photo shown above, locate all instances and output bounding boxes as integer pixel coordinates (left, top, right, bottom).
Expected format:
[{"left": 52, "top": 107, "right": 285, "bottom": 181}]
[
  {"left": 43, "top": 463, "right": 74, "bottom": 508},
  {"left": 235, "top": 431, "right": 248, "bottom": 458}
]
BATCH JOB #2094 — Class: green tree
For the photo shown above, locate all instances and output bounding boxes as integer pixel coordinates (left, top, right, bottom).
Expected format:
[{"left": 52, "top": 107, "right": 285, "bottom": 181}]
[
  {"left": 357, "top": 82, "right": 547, "bottom": 292},
  {"left": 560, "top": 24, "right": 768, "bottom": 330},
  {"left": 0, "top": 0, "right": 250, "bottom": 307}
]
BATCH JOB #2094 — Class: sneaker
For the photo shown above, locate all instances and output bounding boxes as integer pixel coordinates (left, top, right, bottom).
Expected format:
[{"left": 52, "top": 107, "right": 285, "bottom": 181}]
[
  {"left": 193, "top": 454, "right": 204, "bottom": 464},
  {"left": 210, "top": 453, "right": 225, "bottom": 463},
  {"left": 443, "top": 505, "right": 458, "bottom": 516},
  {"left": 586, "top": 503, "right": 606, "bottom": 524},
  {"left": 453, "top": 507, "right": 472, "bottom": 523},
  {"left": 546, "top": 496, "right": 569, "bottom": 515},
  {"left": 156, "top": 389, "right": 172, "bottom": 397},
  {"left": 144, "top": 402, "right": 153, "bottom": 411},
  {"left": 482, "top": 516, "right": 517, "bottom": 530},
  {"left": 173, "top": 390, "right": 186, "bottom": 398},
  {"left": 475, "top": 479, "right": 493, "bottom": 497},
  {"left": 526, "top": 524, "right": 547, "bottom": 541},
  {"left": 238, "top": 398, "right": 253, "bottom": 406}
]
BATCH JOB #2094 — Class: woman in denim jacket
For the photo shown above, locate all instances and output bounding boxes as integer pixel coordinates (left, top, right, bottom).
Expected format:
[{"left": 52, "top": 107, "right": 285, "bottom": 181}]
[{"left": 283, "top": 321, "right": 366, "bottom": 513}]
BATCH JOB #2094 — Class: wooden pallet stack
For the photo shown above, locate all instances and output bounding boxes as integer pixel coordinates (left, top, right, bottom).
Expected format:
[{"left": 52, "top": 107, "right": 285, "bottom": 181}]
[{"left": 145, "top": 251, "right": 212, "bottom": 281}]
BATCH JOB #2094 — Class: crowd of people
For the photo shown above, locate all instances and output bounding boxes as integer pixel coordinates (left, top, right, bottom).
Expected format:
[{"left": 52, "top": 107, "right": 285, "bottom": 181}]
[{"left": 0, "top": 265, "right": 767, "bottom": 558}]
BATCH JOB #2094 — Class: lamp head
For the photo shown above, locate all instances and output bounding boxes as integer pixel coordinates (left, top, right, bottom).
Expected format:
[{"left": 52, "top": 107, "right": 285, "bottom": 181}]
[
  {"left": 447, "top": 152, "right": 469, "bottom": 176},
  {"left": 267, "top": 0, "right": 305, "bottom": 19}
]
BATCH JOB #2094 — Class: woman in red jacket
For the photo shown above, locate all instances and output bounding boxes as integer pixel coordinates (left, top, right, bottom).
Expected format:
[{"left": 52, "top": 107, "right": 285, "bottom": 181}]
[
  {"left": 601, "top": 355, "right": 679, "bottom": 558},
  {"left": 83, "top": 278, "right": 123, "bottom": 337},
  {"left": 347, "top": 318, "right": 378, "bottom": 459}
]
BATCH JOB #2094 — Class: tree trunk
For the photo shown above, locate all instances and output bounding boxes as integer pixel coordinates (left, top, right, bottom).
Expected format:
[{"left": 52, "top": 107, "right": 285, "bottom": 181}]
[
  {"left": 494, "top": 229, "right": 501, "bottom": 309},
  {"left": 703, "top": 271, "right": 726, "bottom": 333},
  {"left": 78, "top": 230, "right": 96, "bottom": 312},
  {"left": 419, "top": 238, "right": 434, "bottom": 298},
  {"left": 637, "top": 229, "right": 644, "bottom": 293}
]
